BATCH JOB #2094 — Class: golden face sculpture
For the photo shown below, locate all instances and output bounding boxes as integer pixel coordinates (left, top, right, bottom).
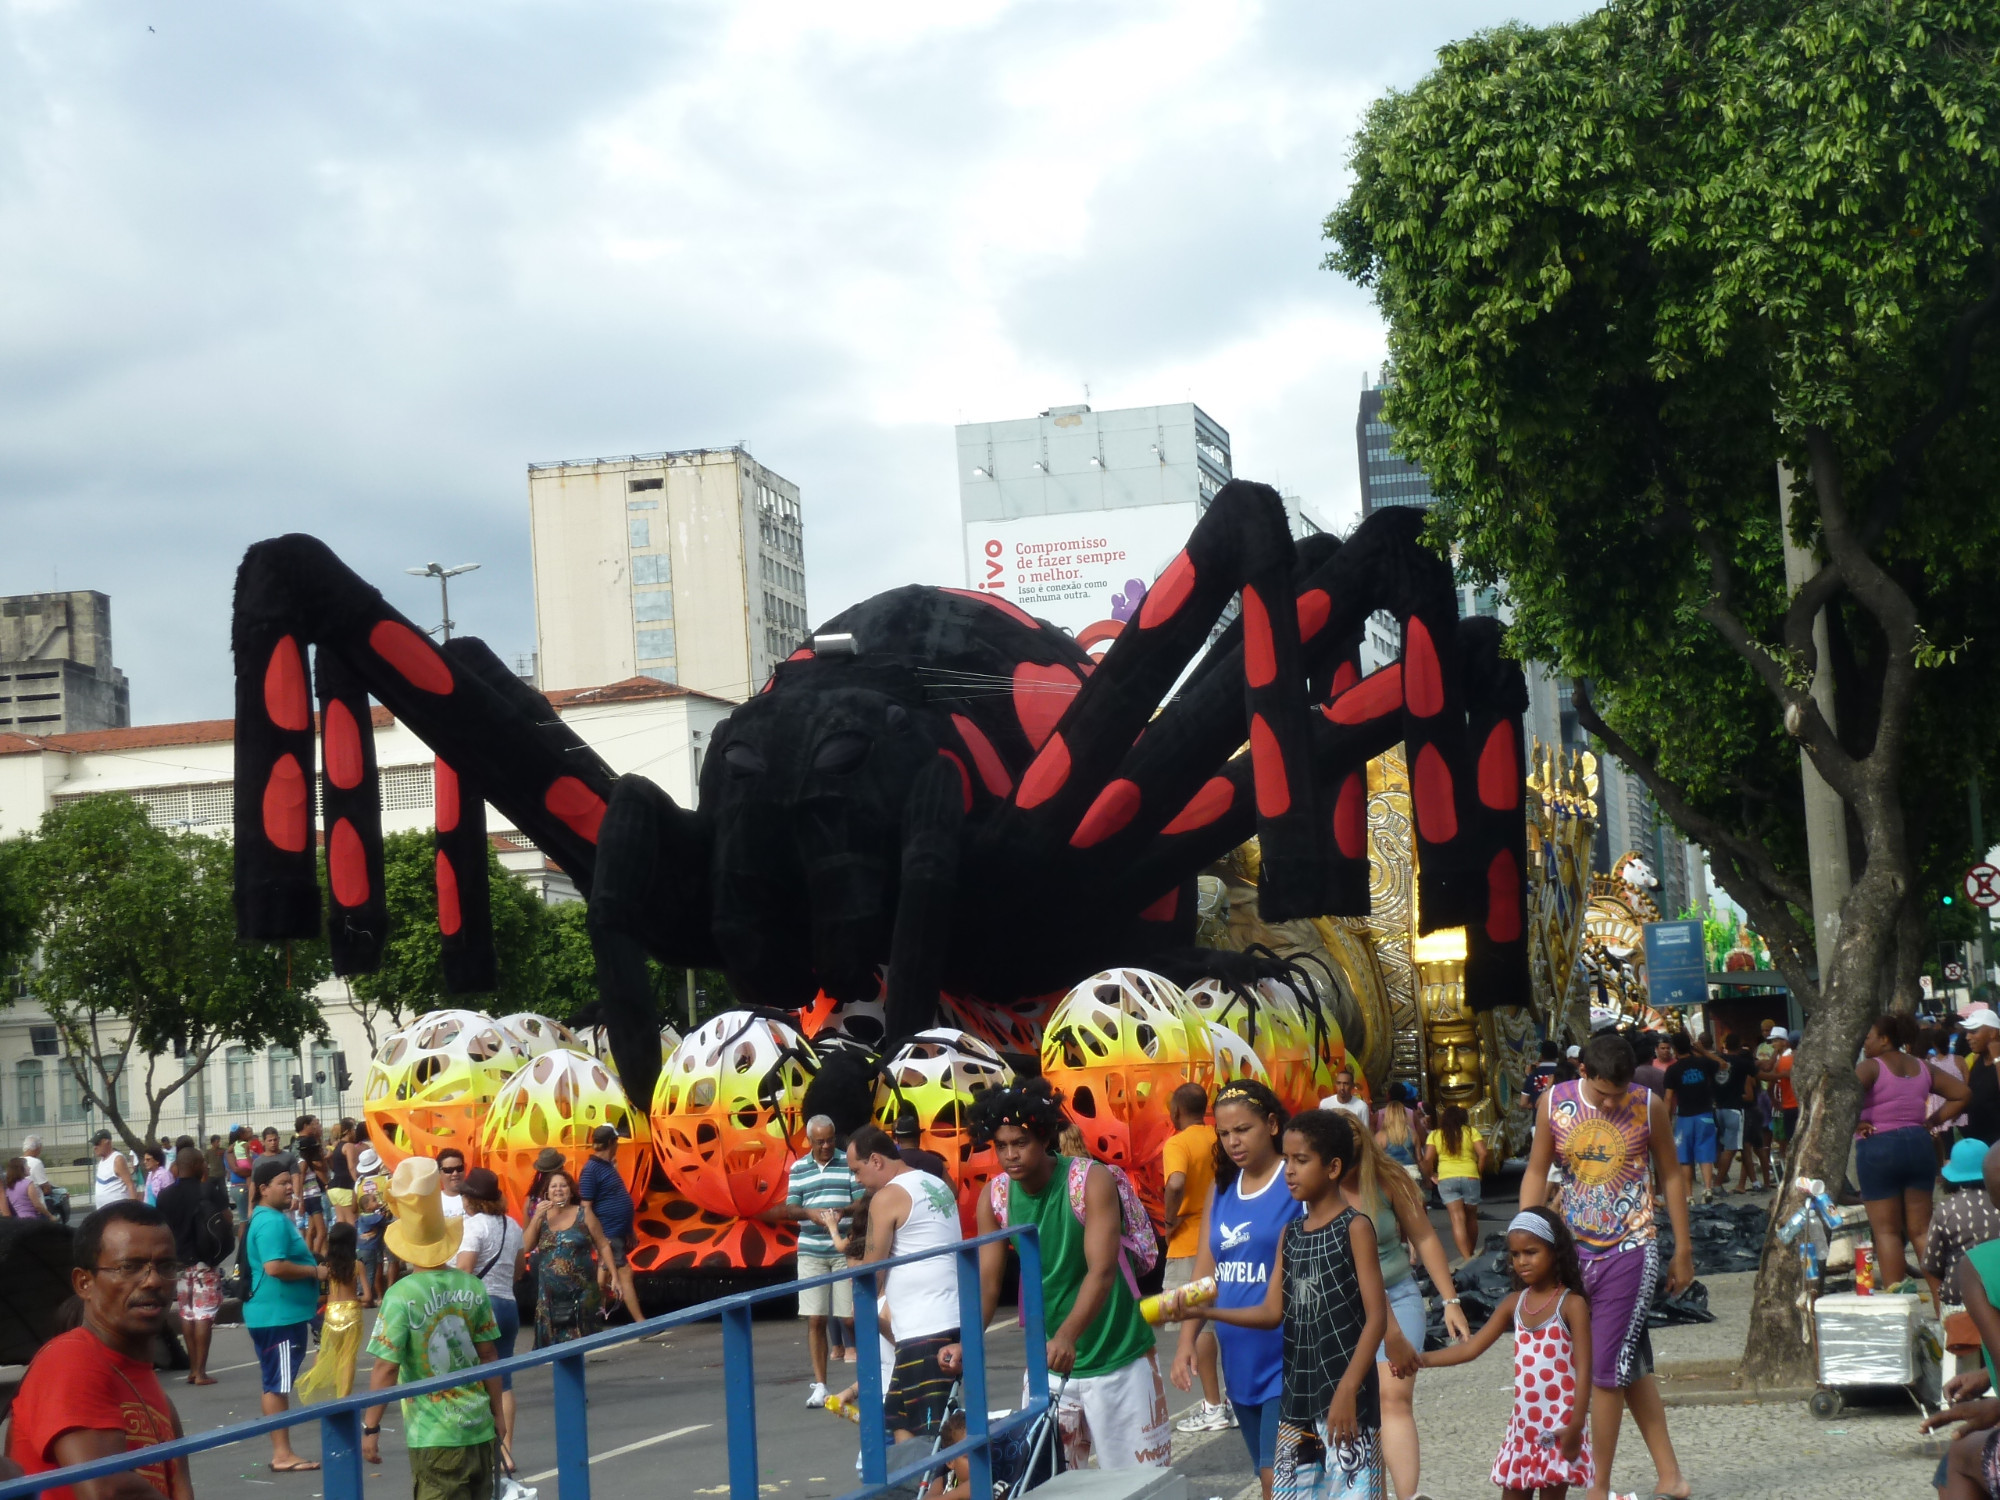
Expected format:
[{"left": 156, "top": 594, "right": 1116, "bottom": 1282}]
[{"left": 1428, "top": 1022, "right": 1485, "bottom": 1106}]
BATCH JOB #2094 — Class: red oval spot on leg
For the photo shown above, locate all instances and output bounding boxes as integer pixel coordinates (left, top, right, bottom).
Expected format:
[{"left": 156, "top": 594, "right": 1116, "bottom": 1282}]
[
  {"left": 1249, "top": 714, "right": 1290, "bottom": 818},
  {"left": 263, "top": 636, "right": 311, "bottom": 731},
  {"left": 1012, "top": 661, "right": 1080, "bottom": 751},
  {"left": 1016, "top": 734, "right": 1070, "bottom": 810},
  {"left": 950, "top": 714, "right": 1014, "bottom": 798},
  {"left": 434, "top": 759, "right": 461, "bottom": 833},
  {"left": 369, "top": 620, "right": 454, "bottom": 695},
  {"left": 1486, "top": 849, "right": 1522, "bottom": 943},
  {"left": 1413, "top": 742, "right": 1459, "bottom": 843},
  {"left": 262, "top": 754, "right": 310, "bottom": 853},
  {"left": 435, "top": 850, "right": 462, "bottom": 936},
  {"left": 323, "top": 698, "right": 364, "bottom": 790},
  {"left": 1326, "top": 663, "right": 1402, "bottom": 725},
  {"left": 1071, "top": 779, "right": 1142, "bottom": 849},
  {"left": 1478, "top": 721, "right": 1519, "bottom": 810},
  {"left": 941, "top": 587, "right": 1043, "bottom": 632},
  {"left": 1328, "top": 659, "right": 1360, "bottom": 697},
  {"left": 545, "top": 777, "right": 607, "bottom": 843},
  {"left": 1297, "top": 589, "right": 1331, "bottom": 642},
  {"left": 1139, "top": 888, "right": 1179, "bottom": 922},
  {"left": 1404, "top": 616, "right": 1445, "bottom": 717},
  {"left": 330, "top": 818, "right": 369, "bottom": 907},
  {"left": 1241, "top": 586, "right": 1276, "bottom": 689},
  {"left": 939, "top": 749, "right": 973, "bottom": 812},
  {"left": 1162, "top": 776, "right": 1234, "bottom": 835},
  {"left": 1334, "top": 771, "right": 1367, "bottom": 859},
  {"left": 1138, "top": 552, "right": 1196, "bottom": 629}
]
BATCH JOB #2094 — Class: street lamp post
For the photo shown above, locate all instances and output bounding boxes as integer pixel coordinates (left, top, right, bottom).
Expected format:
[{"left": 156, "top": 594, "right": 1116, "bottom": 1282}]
[{"left": 404, "top": 562, "right": 481, "bottom": 640}]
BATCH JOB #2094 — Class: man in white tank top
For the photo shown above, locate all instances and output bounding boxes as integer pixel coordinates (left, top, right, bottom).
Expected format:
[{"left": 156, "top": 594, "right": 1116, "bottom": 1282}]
[
  {"left": 845, "top": 1123, "right": 964, "bottom": 1442},
  {"left": 90, "top": 1130, "right": 137, "bottom": 1209}
]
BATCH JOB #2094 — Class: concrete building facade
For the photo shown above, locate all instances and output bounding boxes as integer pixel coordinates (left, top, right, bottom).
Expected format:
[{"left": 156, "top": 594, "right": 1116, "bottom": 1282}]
[
  {"left": 0, "top": 592, "right": 131, "bottom": 735},
  {"left": 528, "top": 447, "right": 805, "bottom": 702}
]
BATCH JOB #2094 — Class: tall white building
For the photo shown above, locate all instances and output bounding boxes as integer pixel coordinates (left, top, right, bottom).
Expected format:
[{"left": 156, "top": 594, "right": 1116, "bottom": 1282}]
[{"left": 528, "top": 446, "right": 805, "bottom": 702}]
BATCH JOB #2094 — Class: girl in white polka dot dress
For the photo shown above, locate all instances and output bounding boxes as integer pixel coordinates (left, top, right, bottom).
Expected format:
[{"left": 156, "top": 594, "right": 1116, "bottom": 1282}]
[{"left": 1413, "top": 1207, "right": 1594, "bottom": 1499}]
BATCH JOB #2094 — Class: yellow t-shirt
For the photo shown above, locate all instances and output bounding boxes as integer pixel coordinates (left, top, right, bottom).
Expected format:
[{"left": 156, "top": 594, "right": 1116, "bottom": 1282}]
[
  {"left": 1161, "top": 1123, "right": 1217, "bottom": 1259},
  {"left": 1433, "top": 1126, "right": 1483, "bottom": 1181}
]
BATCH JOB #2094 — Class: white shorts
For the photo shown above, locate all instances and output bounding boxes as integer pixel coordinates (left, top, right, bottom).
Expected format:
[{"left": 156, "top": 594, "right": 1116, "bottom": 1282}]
[
  {"left": 796, "top": 1252, "right": 854, "bottom": 1319},
  {"left": 1035, "top": 1350, "right": 1173, "bottom": 1471}
]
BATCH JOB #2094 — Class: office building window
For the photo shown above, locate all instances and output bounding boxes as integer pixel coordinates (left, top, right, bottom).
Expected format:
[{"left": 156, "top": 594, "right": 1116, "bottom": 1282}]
[
  {"left": 635, "top": 628, "right": 676, "bottom": 661},
  {"left": 226, "top": 1046, "right": 255, "bottom": 1113},
  {"left": 633, "top": 590, "right": 674, "bottom": 623},
  {"left": 633, "top": 555, "right": 671, "bottom": 585},
  {"left": 629, "top": 517, "right": 651, "bottom": 548},
  {"left": 14, "top": 1060, "right": 41, "bottom": 1123},
  {"left": 268, "top": 1047, "right": 298, "bottom": 1111}
]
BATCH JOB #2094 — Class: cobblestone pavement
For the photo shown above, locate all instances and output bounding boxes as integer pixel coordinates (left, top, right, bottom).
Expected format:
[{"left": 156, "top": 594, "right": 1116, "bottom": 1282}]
[{"left": 1171, "top": 1271, "right": 1945, "bottom": 1500}]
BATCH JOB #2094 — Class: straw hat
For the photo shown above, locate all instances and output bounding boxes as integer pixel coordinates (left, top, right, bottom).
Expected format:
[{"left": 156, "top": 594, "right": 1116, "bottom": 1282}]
[{"left": 384, "top": 1158, "right": 465, "bottom": 1269}]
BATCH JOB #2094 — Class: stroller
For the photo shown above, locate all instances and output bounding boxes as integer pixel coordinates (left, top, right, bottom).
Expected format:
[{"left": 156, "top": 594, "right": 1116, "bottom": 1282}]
[{"left": 917, "top": 1377, "right": 1066, "bottom": 1500}]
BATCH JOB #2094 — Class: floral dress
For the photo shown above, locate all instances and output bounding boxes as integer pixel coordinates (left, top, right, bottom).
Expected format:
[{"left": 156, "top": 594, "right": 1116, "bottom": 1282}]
[
  {"left": 534, "top": 1210, "right": 601, "bottom": 1345},
  {"left": 1492, "top": 1289, "right": 1594, "bottom": 1492}
]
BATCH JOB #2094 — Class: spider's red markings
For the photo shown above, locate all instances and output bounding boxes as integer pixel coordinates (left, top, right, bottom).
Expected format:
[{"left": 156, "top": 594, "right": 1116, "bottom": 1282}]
[
  {"left": 262, "top": 754, "right": 309, "bottom": 852},
  {"left": 950, "top": 714, "right": 1013, "bottom": 798},
  {"left": 435, "top": 850, "right": 462, "bottom": 935},
  {"left": 1478, "top": 722, "right": 1519, "bottom": 809},
  {"left": 1486, "top": 850, "right": 1522, "bottom": 942},
  {"left": 323, "top": 698, "right": 365, "bottom": 789},
  {"left": 264, "top": 636, "right": 311, "bottom": 731},
  {"left": 1139, "top": 888, "right": 1179, "bottom": 922},
  {"left": 1241, "top": 587, "right": 1276, "bottom": 688},
  {"left": 434, "top": 759, "right": 461, "bottom": 833},
  {"left": 1328, "top": 659, "right": 1360, "bottom": 698},
  {"left": 941, "top": 587, "right": 1042, "bottom": 632},
  {"left": 1248, "top": 714, "right": 1290, "bottom": 817},
  {"left": 1324, "top": 664, "right": 1401, "bottom": 726},
  {"left": 1070, "top": 779, "right": 1142, "bottom": 849},
  {"left": 1138, "top": 552, "right": 1196, "bottom": 628},
  {"left": 369, "top": 620, "right": 454, "bottom": 694},
  {"left": 1333, "top": 771, "right": 1368, "bottom": 859},
  {"left": 1016, "top": 733, "right": 1071, "bottom": 810},
  {"left": 1413, "top": 743, "right": 1458, "bottom": 843},
  {"left": 545, "top": 777, "right": 607, "bottom": 843},
  {"left": 788, "top": 648, "right": 814, "bottom": 661},
  {"left": 1403, "top": 617, "right": 1445, "bottom": 717},
  {"left": 1161, "top": 776, "right": 1233, "bottom": 835},
  {"left": 939, "top": 749, "right": 973, "bottom": 813},
  {"left": 329, "top": 819, "right": 369, "bottom": 906},
  {"left": 1297, "top": 589, "right": 1332, "bottom": 642},
  {"left": 1012, "top": 662, "right": 1080, "bottom": 751}
]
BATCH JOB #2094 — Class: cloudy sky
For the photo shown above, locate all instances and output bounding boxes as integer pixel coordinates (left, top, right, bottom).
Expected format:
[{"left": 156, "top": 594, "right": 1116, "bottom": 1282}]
[{"left": 0, "top": 0, "right": 1582, "bottom": 723}]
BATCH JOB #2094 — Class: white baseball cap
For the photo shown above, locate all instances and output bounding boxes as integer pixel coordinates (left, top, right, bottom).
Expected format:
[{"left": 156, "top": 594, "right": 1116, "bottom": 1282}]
[
  {"left": 1962, "top": 1008, "right": 2000, "bottom": 1032},
  {"left": 1565, "top": 1045, "right": 1582, "bottom": 1059},
  {"left": 1768, "top": 1027, "right": 1790, "bottom": 1042}
]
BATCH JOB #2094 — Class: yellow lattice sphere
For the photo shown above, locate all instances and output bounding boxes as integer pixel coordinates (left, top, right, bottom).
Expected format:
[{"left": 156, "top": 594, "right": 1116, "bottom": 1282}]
[
  {"left": 477, "top": 1048, "right": 652, "bottom": 1221},
  {"left": 1184, "top": 978, "right": 1324, "bottom": 1117},
  {"left": 1208, "top": 1026, "right": 1271, "bottom": 1092},
  {"left": 875, "top": 1028, "right": 1013, "bottom": 1223},
  {"left": 362, "top": 1010, "right": 527, "bottom": 1172},
  {"left": 650, "top": 1012, "right": 818, "bottom": 1218},
  {"left": 495, "top": 1014, "right": 583, "bottom": 1058},
  {"left": 594, "top": 1026, "right": 682, "bottom": 1091}
]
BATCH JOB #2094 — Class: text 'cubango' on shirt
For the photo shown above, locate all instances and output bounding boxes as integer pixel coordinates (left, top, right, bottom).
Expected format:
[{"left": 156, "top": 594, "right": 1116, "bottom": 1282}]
[
  {"left": 365, "top": 1268, "right": 502, "bottom": 1448},
  {"left": 1547, "top": 1078, "right": 1656, "bottom": 1258}
]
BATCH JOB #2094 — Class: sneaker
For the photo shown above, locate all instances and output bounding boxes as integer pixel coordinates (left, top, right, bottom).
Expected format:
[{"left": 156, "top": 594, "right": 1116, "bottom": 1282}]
[
  {"left": 1175, "top": 1400, "right": 1233, "bottom": 1433},
  {"left": 807, "top": 1382, "right": 829, "bottom": 1409}
]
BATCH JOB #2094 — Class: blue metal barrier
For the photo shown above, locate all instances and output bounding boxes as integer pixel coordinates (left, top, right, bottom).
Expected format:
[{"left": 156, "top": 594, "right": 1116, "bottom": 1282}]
[{"left": 0, "top": 1224, "right": 1048, "bottom": 1500}]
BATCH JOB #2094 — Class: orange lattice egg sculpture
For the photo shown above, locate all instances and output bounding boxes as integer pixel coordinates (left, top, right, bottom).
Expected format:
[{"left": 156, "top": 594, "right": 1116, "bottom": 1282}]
[
  {"left": 495, "top": 1014, "right": 583, "bottom": 1059},
  {"left": 590, "top": 1025, "right": 682, "bottom": 1092},
  {"left": 650, "top": 1011, "right": 818, "bottom": 1218},
  {"left": 1186, "top": 978, "right": 1322, "bottom": 1117},
  {"left": 362, "top": 1009, "right": 527, "bottom": 1171},
  {"left": 1208, "top": 1026, "right": 1271, "bottom": 1093},
  {"left": 875, "top": 1028, "right": 1014, "bottom": 1230},
  {"left": 476, "top": 1048, "right": 652, "bottom": 1221},
  {"left": 1041, "top": 969, "right": 1208, "bottom": 1219}
]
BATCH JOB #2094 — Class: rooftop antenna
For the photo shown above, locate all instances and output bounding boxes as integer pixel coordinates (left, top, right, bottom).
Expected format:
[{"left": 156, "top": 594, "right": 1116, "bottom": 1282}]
[{"left": 404, "top": 561, "right": 481, "bottom": 640}]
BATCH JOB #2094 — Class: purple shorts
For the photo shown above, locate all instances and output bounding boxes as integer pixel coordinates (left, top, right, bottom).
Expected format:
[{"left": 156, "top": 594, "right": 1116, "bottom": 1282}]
[{"left": 1579, "top": 1242, "right": 1657, "bottom": 1389}]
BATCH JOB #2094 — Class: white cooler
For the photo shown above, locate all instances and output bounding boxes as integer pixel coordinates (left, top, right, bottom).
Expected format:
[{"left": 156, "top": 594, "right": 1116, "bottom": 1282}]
[{"left": 1814, "top": 1292, "right": 1943, "bottom": 1405}]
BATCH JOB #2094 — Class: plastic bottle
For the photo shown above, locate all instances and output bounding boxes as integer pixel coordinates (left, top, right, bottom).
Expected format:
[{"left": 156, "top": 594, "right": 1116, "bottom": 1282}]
[
  {"left": 823, "top": 1395, "right": 862, "bottom": 1422},
  {"left": 1140, "top": 1276, "right": 1217, "bottom": 1325}
]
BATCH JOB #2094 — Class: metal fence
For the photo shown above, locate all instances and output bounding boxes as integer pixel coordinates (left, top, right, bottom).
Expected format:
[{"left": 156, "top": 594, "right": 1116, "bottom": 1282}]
[{"left": 0, "top": 1224, "right": 1049, "bottom": 1500}]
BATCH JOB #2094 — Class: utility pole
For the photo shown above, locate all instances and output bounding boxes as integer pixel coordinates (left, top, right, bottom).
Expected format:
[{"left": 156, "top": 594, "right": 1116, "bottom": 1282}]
[
  {"left": 404, "top": 561, "right": 481, "bottom": 640},
  {"left": 1974, "top": 778, "right": 1993, "bottom": 999},
  {"left": 1777, "top": 464, "right": 1851, "bottom": 988}
]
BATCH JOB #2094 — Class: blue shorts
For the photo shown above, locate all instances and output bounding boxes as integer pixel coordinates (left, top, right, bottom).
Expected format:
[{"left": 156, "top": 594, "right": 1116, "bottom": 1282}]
[
  {"left": 1855, "top": 1125, "right": 1937, "bottom": 1202},
  {"left": 1234, "top": 1394, "right": 1282, "bottom": 1470},
  {"left": 250, "top": 1322, "right": 310, "bottom": 1396},
  {"left": 1715, "top": 1109, "right": 1744, "bottom": 1152},
  {"left": 1438, "top": 1176, "right": 1481, "bottom": 1205},
  {"left": 1675, "top": 1113, "right": 1718, "bottom": 1166},
  {"left": 1380, "top": 1275, "right": 1425, "bottom": 1361}
]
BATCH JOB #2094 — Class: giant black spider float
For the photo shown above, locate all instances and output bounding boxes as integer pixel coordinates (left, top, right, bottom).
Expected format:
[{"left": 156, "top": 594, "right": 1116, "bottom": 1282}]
[{"left": 233, "top": 481, "right": 1530, "bottom": 1117}]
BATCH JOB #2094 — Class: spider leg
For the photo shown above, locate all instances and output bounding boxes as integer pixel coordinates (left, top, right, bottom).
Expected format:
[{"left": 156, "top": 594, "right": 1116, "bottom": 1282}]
[{"left": 882, "top": 752, "right": 967, "bottom": 1041}]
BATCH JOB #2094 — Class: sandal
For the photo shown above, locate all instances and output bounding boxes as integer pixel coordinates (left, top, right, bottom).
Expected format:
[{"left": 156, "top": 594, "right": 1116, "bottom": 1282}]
[{"left": 269, "top": 1460, "right": 321, "bottom": 1472}]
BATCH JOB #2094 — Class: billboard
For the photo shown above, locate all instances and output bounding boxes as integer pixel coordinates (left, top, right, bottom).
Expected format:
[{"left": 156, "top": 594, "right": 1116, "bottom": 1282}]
[
  {"left": 1642, "top": 918, "right": 1709, "bottom": 1008},
  {"left": 962, "top": 502, "right": 1198, "bottom": 656}
]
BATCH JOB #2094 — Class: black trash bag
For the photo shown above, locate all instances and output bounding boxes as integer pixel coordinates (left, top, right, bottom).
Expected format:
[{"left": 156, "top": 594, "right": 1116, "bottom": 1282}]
[
  {"left": 1654, "top": 1200, "right": 1769, "bottom": 1278},
  {"left": 1650, "top": 1278, "right": 1714, "bottom": 1327}
]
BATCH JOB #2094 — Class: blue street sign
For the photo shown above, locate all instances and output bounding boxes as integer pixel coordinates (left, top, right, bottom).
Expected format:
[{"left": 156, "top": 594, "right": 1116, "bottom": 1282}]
[{"left": 1644, "top": 918, "right": 1709, "bottom": 1007}]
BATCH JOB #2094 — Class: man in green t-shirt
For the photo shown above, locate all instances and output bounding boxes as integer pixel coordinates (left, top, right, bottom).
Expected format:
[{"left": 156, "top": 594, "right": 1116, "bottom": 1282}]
[
  {"left": 967, "top": 1080, "right": 1169, "bottom": 1470},
  {"left": 361, "top": 1158, "right": 502, "bottom": 1500}
]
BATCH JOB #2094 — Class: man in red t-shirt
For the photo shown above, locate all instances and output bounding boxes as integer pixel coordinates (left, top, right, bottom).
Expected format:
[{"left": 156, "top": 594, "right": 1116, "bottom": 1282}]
[{"left": 9, "top": 1201, "right": 190, "bottom": 1500}]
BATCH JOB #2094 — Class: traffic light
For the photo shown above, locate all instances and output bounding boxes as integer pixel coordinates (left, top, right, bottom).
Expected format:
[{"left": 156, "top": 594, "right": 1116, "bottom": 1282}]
[
  {"left": 1946, "top": 893, "right": 1956, "bottom": 905},
  {"left": 333, "top": 1052, "right": 351, "bottom": 1093},
  {"left": 290, "top": 1074, "right": 308, "bottom": 1101}
]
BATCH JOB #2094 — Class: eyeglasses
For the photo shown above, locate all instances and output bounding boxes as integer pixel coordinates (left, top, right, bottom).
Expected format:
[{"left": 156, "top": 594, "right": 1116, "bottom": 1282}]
[
  {"left": 93, "top": 1259, "right": 183, "bottom": 1282},
  {"left": 440, "top": 1165, "right": 465, "bottom": 1174}
]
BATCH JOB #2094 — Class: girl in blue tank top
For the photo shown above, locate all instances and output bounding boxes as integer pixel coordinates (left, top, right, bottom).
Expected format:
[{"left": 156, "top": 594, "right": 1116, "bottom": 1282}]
[{"left": 1170, "top": 1080, "right": 1300, "bottom": 1500}]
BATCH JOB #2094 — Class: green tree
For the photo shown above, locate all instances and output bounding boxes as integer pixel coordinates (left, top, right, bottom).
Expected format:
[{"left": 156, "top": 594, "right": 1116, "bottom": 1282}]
[
  {"left": 24, "top": 795, "right": 328, "bottom": 1152},
  {"left": 535, "top": 898, "right": 732, "bottom": 1035},
  {"left": 0, "top": 839, "right": 38, "bottom": 996},
  {"left": 1329, "top": 0, "right": 2000, "bottom": 1378}
]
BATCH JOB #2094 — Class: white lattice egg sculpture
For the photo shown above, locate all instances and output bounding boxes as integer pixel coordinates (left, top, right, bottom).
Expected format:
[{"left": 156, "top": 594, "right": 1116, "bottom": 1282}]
[
  {"left": 1208, "top": 1026, "right": 1271, "bottom": 1091},
  {"left": 496, "top": 1013, "right": 583, "bottom": 1058},
  {"left": 1041, "top": 968, "right": 1207, "bottom": 1183},
  {"left": 876, "top": 1027, "right": 1014, "bottom": 1230},
  {"left": 594, "top": 1025, "right": 683, "bottom": 1090},
  {"left": 362, "top": 1009, "right": 528, "bottom": 1172},
  {"left": 1184, "top": 976, "right": 1320, "bottom": 1117},
  {"left": 650, "top": 1011, "right": 817, "bottom": 1217},
  {"left": 477, "top": 1047, "right": 652, "bottom": 1221}
]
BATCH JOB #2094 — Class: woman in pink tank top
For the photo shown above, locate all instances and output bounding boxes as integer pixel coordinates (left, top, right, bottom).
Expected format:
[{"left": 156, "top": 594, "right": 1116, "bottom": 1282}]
[{"left": 1855, "top": 1012, "right": 1969, "bottom": 1287}]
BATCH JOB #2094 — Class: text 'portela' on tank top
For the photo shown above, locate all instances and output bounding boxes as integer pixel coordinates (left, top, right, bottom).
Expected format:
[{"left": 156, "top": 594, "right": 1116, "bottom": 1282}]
[
  {"left": 1208, "top": 1161, "right": 1303, "bottom": 1409},
  {"left": 1546, "top": 1078, "right": 1654, "bottom": 1257}
]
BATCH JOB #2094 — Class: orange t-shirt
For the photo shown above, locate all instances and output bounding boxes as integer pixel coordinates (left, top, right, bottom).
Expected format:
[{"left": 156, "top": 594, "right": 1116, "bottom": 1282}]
[
  {"left": 1160, "top": 1124, "right": 1216, "bottom": 1259},
  {"left": 1776, "top": 1053, "right": 1797, "bottom": 1110}
]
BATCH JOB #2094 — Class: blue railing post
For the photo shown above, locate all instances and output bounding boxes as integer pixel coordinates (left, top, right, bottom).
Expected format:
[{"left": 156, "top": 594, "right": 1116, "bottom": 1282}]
[
  {"left": 553, "top": 1350, "right": 591, "bottom": 1500},
  {"left": 721, "top": 1302, "right": 760, "bottom": 1500},
  {"left": 1017, "top": 1224, "right": 1050, "bottom": 1412},
  {"left": 954, "top": 1245, "right": 992, "bottom": 1500},
  {"left": 319, "top": 1406, "right": 364, "bottom": 1500},
  {"left": 851, "top": 1272, "right": 886, "bottom": 1486}
]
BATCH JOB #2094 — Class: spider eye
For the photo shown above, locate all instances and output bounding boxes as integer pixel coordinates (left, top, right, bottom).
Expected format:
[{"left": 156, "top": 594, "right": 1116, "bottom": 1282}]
[
  {"left": 724, "top": 742, "right": 766, "bottom": 778},
  {"left": 885, "top": 705, "right": 909, "bottom": 731},
  {"left": 813, "top": 733, "right": 870, "bottom": 773}
]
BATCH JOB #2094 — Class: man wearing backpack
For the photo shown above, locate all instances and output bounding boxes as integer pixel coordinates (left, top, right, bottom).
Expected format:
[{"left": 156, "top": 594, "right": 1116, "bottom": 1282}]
[{"left": 966, "top": 1080, "right": 1169, "bottom": 1471}]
